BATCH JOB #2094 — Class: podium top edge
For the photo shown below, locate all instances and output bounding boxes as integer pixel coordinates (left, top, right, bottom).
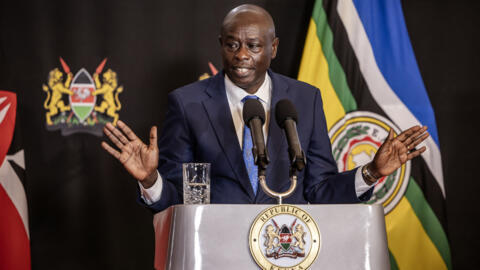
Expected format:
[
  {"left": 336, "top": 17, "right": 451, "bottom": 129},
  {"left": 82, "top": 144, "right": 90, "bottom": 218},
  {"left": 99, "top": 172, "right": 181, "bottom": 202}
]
[{"left": 160, "top": 203, "right": 383, "bottom": 212}]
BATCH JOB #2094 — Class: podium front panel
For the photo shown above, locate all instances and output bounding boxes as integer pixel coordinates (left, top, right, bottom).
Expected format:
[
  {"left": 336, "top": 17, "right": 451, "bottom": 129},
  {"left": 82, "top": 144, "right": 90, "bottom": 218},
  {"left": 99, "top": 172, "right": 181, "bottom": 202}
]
[{"left": 153, "top": 204, "right": 389, "bottom": 269}]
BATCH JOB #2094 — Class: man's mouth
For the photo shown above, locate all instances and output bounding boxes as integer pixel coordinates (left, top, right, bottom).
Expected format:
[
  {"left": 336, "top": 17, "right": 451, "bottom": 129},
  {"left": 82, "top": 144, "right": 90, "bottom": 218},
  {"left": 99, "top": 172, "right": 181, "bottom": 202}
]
[{"left": 231, "top": 66, "right": 253, "bottom": 77}]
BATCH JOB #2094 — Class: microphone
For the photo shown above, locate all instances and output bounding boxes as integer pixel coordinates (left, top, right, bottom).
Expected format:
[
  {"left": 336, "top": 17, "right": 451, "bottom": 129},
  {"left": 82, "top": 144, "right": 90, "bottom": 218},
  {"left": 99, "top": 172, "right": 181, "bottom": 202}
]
[
  {"left": 242, "top": 99, "right": 269, "bottom": 172},
  {"left": 275, "top": 99, "right": 306, "bottom": 172}
]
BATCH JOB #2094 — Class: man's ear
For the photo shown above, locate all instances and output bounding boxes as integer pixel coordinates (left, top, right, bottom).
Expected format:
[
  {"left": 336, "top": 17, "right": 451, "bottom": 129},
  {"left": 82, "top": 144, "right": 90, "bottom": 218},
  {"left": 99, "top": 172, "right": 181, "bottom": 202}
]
[
  {"left": 218, "top": 35, "right": 223, "bottom": 46},
  {"left": 271, "top": 37, "right": 279, "bottom": 59}
]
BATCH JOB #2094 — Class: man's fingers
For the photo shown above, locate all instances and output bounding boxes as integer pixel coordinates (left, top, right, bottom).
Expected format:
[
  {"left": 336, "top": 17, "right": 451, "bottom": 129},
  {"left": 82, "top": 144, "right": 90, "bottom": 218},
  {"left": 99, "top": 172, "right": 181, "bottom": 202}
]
[
  {"left": 409, "top": 126, "right": 428, "bottom": 140},
  {"left": 107, "top": 122, "right": 131, "bottom": 145},
  {"left": 407, "top": 146, "right": 426, "bottom": 160},
  {"left": 388, "top": 128, "right": 394, "bottom": 140},
  {"left": 409, "top": 132, "right": 430, "bottom": 150},
  {"left": 101, "top": 141, "right": 121, "bottom": 160},
  {"left": 404, "top": 127, "right": 428, "bottom": 150},
  {"left": 104, "top": 126, "right": 126, "bottom": 149},
  {"left": 397, "top": 126, "right": 427, "bottom": 144},
  {"left": 117, "top": 120, "right": 139, "bottom": 142},
  {"left": 149, "top": 126, "right": 158, "bottom": 149},
  {"left": 396, "top": 126, "right": 421, "bottom": 142}
]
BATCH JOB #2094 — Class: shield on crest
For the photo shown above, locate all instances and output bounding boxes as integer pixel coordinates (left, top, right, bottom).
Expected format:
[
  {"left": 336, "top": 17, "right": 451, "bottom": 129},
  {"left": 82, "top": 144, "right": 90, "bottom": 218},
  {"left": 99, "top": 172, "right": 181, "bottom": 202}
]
[
  {"left": 279, "top": 225, "right": 292, "bottom": 251},
  {"left": 69, "top": 68, "right": 96, "bottom": 123}
]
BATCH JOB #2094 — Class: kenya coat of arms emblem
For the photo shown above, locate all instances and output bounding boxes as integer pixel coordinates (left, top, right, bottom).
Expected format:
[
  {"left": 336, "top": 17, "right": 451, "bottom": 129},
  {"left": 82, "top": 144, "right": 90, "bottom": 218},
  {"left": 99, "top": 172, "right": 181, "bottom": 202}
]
[
  {"left": 42, "top": 57, "right": 123, "bottom": 136},
  {"left": 249, "top": 205, "right": 321, "bottom": 270}
]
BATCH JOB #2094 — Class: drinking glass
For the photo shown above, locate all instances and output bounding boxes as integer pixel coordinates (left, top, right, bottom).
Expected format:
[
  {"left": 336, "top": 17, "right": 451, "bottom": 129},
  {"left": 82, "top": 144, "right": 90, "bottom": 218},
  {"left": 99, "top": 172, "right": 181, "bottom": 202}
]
[{"left": 183, "top": 163, "right": 210, "bottom": 204}]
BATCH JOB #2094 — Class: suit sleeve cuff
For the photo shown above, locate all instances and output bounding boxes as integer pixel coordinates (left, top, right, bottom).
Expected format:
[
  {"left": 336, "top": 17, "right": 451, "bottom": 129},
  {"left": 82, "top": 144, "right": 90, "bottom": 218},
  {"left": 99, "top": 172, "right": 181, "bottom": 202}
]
[
  {"left": 139, "top": 170, "right": 163, "bottom": 205},
  {"left": 355, "top": 166, "right": 376, "bottom": 198}
]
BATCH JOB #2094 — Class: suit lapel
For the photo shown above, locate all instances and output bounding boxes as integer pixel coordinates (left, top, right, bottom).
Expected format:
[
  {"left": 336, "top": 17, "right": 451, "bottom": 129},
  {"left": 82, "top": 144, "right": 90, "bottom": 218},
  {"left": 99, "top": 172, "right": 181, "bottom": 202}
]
[
  {"left": 256, "top": 70, "right": 290, "bottom": 202},
  {"left": 202, "top": 73, "right": 255, "bottom": 200}
]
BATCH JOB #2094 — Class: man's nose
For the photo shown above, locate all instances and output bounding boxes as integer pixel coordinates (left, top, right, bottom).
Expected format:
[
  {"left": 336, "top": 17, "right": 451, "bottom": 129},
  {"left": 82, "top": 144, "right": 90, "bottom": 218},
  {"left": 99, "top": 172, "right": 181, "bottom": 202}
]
[{"left": 234, "top": 45, "right": 250, "bottom": 60}]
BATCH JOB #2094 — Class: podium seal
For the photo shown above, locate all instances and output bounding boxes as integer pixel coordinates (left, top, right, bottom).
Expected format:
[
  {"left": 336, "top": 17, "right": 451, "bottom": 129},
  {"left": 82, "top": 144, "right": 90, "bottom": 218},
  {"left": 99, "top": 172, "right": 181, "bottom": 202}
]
[{"left": 249, "top": 205, "right": 321, "bottom": 270}]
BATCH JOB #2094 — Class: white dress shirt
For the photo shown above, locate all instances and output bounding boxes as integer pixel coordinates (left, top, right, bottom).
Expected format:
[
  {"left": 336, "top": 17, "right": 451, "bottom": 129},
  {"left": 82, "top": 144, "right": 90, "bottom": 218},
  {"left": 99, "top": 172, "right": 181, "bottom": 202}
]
[{"left": 140, "top": 74, "right": 374, "bottom": 205}]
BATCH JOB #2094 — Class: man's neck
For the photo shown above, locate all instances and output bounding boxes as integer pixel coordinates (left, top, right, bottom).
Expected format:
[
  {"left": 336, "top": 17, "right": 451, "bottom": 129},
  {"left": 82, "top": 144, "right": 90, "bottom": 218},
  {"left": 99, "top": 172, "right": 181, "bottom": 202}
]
[
  {"left": 224, "top": 73, "right": 271, "bottom": 105},
  {"left": 224, "top": 73, "right": 267, "bottom": 94}
]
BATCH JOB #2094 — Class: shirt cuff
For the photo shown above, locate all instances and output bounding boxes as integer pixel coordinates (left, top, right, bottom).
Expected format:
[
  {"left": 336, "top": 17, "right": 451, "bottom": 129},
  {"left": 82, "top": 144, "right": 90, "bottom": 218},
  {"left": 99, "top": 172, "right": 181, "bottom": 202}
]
[
  {"left": 139, "top": 170, "right": 163, "bottom": 205},
  {"left": 354, "top": 166, "right": 376, "bottom": 197}
]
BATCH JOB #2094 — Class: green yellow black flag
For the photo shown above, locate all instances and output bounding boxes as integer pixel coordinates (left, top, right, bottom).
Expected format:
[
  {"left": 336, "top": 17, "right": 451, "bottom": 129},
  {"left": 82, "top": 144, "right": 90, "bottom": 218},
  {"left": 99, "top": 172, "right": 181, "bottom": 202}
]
[{"left": 298, "top": 0, "right": 451, "bottom": 269}]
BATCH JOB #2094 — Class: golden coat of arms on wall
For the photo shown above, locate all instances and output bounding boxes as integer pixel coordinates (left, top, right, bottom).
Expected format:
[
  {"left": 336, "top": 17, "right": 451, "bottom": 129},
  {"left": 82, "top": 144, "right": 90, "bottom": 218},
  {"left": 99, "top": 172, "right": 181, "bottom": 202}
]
[{"left": 42, "top": 57, "right": 123, "bottom": 136}]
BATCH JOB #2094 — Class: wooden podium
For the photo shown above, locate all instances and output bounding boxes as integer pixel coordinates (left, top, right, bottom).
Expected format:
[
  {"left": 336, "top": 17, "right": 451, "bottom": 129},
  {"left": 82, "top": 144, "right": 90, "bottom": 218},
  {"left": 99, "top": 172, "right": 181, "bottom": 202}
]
[{"left": 153, "top": 204, "right": 389, "bottom": 269}]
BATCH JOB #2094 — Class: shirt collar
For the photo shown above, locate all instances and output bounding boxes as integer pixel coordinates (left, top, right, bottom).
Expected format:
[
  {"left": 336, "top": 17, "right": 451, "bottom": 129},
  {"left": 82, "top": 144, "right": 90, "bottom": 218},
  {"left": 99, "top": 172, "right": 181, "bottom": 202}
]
[{"left": 224, "top": 73, "right": 271, "bottom": 105}]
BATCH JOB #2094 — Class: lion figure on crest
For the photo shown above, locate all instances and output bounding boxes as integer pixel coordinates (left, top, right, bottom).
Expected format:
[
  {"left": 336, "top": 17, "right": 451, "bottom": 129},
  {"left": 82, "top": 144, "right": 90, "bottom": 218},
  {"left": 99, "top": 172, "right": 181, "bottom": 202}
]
[
  {"left": 292, "top": 224, "right": 306, "bottom": 251},
  {"left": 93, "top": 69, "right": 123, "bottom": 125},
  {"left": 42, "top": 68, "right": 73, "bottom": 125},
  {"left": 264, "top": 224, "right": 280, "bottom": 251}
]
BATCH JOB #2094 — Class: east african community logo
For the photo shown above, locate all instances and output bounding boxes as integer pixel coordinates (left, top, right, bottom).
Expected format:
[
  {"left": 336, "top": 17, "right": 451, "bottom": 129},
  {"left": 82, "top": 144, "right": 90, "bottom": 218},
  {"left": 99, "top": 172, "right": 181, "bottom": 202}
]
[
  {"left": 329, "top": 111, "right": 411, "bottom": 214},
  {"left": 42, "top": 58, "right": 123, "bottom": 136}
]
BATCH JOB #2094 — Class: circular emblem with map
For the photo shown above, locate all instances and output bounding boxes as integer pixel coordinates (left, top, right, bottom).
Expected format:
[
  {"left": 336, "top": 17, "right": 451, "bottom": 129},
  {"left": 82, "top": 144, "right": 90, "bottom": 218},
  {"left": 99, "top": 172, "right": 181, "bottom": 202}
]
[
  {"left": 329, "top": 111, "right": 411, "bottom": 214},
  {"left": 249, "top": 205, "right": 321, "bottom": 270}
]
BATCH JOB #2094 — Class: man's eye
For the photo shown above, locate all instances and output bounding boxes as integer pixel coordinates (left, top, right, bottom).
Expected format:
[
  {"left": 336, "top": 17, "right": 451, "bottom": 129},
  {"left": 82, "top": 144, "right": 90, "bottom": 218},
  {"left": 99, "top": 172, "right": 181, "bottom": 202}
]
[
  {"left": 249, "top": 44, "right": 261, "bottom": 52},
  {"left": 226, "top": 43, "right": 239, "bottom": 50}
]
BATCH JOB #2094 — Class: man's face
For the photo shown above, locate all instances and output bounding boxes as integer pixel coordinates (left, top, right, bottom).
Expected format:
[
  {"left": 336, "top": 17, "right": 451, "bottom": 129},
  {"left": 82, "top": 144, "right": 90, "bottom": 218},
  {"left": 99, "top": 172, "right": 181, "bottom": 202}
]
[{"left": 219, "top": 13, "right": 278, "bottom": 94}]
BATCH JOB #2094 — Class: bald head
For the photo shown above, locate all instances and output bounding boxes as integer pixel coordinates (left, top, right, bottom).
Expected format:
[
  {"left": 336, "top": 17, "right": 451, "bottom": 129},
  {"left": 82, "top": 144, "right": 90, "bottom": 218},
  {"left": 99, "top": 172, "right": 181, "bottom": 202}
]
[{"left": 221, "top": 4, "right": 276, "bottom": 39}]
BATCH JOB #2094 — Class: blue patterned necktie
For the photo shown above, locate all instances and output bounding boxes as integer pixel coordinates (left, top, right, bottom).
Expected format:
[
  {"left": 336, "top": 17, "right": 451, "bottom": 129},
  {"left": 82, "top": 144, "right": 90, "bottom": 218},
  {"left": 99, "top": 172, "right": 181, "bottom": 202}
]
[{"left": 242, "top": 95, "right": 259, "bottom": 195}]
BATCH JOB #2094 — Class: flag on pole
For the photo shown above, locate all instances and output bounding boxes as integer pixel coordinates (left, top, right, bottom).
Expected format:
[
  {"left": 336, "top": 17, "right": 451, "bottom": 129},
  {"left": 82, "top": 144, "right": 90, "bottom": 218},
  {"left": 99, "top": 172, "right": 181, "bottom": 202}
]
[
  {"left": 0, "top": 90, "right": 30, "bottom": 270},
  {"left": 298, "top": 0, "right": 451, "bottom": 269}
]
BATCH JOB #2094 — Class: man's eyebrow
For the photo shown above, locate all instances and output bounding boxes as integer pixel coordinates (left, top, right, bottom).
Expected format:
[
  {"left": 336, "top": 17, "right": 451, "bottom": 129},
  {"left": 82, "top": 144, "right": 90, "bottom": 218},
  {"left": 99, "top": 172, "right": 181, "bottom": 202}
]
[
  {"left": 224, "top": 35, "right": 261, "bottom": 41},
  {"left": 223, "top": 35, "right": 238, "bottom": 40}
]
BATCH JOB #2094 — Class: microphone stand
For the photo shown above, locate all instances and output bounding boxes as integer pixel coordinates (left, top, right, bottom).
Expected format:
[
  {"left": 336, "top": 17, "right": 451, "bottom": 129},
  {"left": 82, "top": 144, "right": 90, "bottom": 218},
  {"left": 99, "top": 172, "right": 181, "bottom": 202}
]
[
  {"left": 258, "top": 145, "right": 306, "bottom": 205},
  {"left": 258, "top": 152, "right": 306, "bottom": 205}
]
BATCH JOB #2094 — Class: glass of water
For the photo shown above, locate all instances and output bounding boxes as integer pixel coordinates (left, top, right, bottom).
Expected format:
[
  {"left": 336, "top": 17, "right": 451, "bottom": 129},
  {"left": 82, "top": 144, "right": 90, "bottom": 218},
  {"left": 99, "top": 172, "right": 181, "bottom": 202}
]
[{"left": 183, "top": 163, "right": 210, "bottom": 204}]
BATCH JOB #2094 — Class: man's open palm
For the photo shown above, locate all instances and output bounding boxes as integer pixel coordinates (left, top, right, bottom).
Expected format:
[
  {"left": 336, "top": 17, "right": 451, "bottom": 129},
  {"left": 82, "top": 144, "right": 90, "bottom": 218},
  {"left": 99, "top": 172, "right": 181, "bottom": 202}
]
[
  {"left": 371, "top": 126, "right": 429, "bottom": 177},
  {"left": 102, "top": 120, "right": 159, "bottom": 187}
]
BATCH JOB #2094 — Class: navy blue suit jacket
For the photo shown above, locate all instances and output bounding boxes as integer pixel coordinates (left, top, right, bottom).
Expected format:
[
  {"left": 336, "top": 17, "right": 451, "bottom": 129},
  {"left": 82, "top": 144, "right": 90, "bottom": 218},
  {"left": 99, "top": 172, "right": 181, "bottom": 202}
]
[{"left": 145, "top": 70, "right": 372, "bottom": 212}]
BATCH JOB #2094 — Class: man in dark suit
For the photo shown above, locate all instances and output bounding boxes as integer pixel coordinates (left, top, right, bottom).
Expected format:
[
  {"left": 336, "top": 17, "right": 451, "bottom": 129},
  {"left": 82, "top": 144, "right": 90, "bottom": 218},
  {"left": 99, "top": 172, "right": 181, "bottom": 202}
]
[{"left": 101, "top": 4, "right": 429, "bottom": 213}]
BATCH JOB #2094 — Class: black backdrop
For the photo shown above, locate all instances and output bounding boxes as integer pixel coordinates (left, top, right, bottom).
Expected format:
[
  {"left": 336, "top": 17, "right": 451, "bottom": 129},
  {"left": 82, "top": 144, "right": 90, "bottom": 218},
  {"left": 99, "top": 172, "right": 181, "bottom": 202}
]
[{"left": 0, "top": 0, "right": 478, "bottom": 269}]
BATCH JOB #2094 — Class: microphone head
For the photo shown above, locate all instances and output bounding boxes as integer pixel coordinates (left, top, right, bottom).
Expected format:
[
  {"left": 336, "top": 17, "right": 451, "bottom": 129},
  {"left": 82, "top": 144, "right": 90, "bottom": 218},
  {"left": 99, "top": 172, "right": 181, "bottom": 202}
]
[
  {"left": 243, "top": 98, "right": 265, "bottom": 124},
  {"left": 275, "top": 99, "right": 298, "bottom": 128}
]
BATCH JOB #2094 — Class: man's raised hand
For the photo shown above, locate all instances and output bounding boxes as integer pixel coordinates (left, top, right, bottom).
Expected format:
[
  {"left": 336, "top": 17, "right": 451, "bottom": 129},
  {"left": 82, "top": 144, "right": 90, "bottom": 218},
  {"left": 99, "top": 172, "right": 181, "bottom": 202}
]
[
  {"left": 101, "top": 120, "right": 159, "bottom": 188},
  {"left": 369, "top": 126, "right": 429, "bottom": 178}
]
